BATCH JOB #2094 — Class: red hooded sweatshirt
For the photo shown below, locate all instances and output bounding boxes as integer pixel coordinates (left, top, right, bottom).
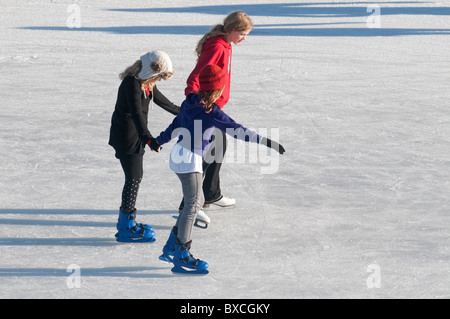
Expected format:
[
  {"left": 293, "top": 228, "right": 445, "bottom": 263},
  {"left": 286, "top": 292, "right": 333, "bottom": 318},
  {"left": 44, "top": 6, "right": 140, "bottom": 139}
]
[{"left": 185, "top": 36, "right": 232, "bottom": 109}]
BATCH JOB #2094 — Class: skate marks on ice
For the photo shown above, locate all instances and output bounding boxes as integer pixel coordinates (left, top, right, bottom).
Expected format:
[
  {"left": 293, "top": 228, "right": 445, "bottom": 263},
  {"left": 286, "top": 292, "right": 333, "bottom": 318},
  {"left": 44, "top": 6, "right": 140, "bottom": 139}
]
[
  {"left": 21, "top": 2, "right": 450, "bottom": 37},
  {"left": 109, "top": 3, "right": 450, "bottom": 19},
  {"left": 0, "top": 209, "right": 173, "bottom": 225},
  {"left": 0, "top": 208, "right": 175, "bottom": 216},
  {"left": 0, "top": 209, "right": 178, "bottom": 288},
  {"left": 0, "top": 237, "right": 116, "bottom": 247},
  {"left": 20, "top": 24, "right": 450, "bottom": 38},
  {"left": 0, "top": 266, "right": 171, "bottom": 279},
  {"left": 101, "top": 2, "right": 450, "bottom": 37},
  {"left": 0, "top": 209, "right": 174, "bottom": 246}
]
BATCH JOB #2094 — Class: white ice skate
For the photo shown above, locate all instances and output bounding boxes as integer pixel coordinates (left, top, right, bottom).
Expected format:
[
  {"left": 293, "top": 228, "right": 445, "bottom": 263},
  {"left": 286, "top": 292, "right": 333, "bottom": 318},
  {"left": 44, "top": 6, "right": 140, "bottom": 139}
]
[
  {"left": 203, "top": 195, "right": 236, "bottom": 208},
  {"left": 174, "top": 209, "right": 211, "bottom": 229},
  {"left": 194, "top": 209, "right": 211, "bottom": 229}
]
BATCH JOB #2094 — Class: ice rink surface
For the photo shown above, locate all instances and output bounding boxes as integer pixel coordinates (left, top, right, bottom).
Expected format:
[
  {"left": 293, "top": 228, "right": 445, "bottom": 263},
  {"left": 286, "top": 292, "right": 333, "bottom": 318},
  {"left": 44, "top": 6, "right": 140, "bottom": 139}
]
[{"left": 0, "top": 0, "right": 449, "bottom": 298}]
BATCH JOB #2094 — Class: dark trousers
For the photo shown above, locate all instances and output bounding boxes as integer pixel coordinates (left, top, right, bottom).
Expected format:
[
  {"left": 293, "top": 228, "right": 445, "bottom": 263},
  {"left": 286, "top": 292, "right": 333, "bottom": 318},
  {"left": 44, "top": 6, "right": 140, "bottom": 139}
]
[
  {"left": 202, "top": 128, "right": 227, "bottom": 203},
  {"left": 119, "top": 155, "right": 143, "bottom": 213}
]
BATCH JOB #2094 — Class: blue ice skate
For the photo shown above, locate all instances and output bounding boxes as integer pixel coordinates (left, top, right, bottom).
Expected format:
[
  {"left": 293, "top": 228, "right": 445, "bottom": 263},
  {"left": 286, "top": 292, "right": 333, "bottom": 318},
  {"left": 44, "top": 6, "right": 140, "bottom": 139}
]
[
  {"left": 115, "top": 208, "right": 155, "bottom": 243},
  {"left": 159, "top": 227, "right": 177, "bottom": 262},
  {"left": 171, "top": 239, "right": 209, "bottom": 275}
]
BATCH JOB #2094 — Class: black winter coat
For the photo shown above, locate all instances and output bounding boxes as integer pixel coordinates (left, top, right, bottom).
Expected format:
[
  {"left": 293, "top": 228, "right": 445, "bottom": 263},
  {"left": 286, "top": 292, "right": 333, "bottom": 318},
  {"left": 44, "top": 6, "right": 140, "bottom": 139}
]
[{"left": 109, "top": 76, "right": 180, "bottom": 158}]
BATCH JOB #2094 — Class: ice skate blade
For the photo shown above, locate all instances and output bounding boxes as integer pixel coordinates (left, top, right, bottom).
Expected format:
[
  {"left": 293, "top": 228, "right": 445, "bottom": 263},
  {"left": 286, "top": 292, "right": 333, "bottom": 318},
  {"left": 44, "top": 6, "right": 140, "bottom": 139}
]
[
  {"left": 116, "top": 235, "right": 156, "bottom": 243},
  {"left": 202, "top": 204, "right": 235, "bottom": 211},
  {"left": 115, "top": 231, "right": 155, "bottom": 238},
  {"left": 172, "top": 215, "right": 209, "bottom": 229},
  {"left": 159, "top": 254, "right": 174, "bottom": 263},
  {"left": 116, "top": 225, "right": 154, "bottom": 232},
  {"left": 203, "top": 198, "right": 236, "bottom": 208},
  {"left": 171, "top": 266, "right": 209, "bottom": 276},
  {"left": 194, "top": 219, "right": 208, "bottom": 229}
]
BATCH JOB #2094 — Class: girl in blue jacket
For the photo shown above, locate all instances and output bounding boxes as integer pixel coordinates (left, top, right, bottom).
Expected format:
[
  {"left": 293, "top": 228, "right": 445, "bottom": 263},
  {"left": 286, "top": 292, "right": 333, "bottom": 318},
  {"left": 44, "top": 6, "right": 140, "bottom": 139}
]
[{"left": 148, "top": 65, "right": 285, "bottom": 275}]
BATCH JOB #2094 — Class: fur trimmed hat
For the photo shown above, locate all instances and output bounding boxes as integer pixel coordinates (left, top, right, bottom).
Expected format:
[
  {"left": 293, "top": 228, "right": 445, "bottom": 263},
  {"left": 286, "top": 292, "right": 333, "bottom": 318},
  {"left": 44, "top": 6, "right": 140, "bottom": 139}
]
[
  {"left": 138, "top": 50, "right": 174, "bottom": 80},
  {"left": 199, "top": 64, "right": 226, "bottom": 91}
]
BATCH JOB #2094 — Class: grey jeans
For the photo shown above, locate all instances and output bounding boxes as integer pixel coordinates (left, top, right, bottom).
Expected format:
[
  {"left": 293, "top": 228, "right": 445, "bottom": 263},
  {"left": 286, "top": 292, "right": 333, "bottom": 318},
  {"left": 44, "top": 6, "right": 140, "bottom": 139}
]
[{"left": 175, "top": 172, "right": 205, "bottom": 244}]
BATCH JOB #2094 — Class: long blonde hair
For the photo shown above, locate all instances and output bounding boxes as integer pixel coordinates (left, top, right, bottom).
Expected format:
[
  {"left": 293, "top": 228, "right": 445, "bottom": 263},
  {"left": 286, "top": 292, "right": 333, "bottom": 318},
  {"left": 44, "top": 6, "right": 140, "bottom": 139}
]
[
  {"left": 119, "top": 59, "right": 161, "bottom": 92},
  {"left": 119, "top": 60, "right": 141, "bottom": 80},
  {"left": 195, "top": 11, "right": 253, "bottom": 58}
]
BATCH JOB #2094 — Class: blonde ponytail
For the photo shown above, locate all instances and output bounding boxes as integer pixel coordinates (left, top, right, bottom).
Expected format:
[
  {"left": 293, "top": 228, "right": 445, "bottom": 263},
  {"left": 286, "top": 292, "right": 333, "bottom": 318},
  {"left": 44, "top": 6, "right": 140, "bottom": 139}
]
[
  {"left": 195, "top": 24, "right": 227, "bottom": 58},
  {"left": 119, "top": 60, "right": 142, "bottom": 80},
  {"left": 195, "top": 11, "right": 253, "bottom": 58}
]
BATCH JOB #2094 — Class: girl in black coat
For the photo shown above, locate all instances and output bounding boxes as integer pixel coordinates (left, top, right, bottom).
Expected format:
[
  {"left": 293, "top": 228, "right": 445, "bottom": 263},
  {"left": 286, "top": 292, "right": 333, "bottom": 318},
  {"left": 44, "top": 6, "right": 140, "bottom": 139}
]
[{"left": 109, "top": 51, "right": 179, "bottom": 242}]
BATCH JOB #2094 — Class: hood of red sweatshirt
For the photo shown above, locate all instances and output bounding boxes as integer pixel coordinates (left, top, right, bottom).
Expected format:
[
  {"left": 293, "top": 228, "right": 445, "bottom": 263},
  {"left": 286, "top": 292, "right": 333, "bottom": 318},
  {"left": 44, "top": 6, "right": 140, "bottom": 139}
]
[{"left": 185, "top": 36, "right": 232, "bottom": 109}]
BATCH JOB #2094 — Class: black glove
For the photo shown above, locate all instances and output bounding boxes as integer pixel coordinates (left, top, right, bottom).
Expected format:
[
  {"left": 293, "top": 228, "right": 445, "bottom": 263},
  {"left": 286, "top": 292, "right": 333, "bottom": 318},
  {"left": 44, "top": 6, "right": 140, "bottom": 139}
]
[
  {"left": 260, "top": 137, "right": 285, "bottom": 155},
  {"left": 147, "top": 137, "right": 162, "bottom": 152}
]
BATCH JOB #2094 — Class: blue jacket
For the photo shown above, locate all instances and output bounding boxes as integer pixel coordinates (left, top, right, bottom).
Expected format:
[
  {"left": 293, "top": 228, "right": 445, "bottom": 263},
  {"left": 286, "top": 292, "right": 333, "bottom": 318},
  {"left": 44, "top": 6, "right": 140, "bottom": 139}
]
[{"left": 156, "top": 93, "right": 261, "bottom": 156}]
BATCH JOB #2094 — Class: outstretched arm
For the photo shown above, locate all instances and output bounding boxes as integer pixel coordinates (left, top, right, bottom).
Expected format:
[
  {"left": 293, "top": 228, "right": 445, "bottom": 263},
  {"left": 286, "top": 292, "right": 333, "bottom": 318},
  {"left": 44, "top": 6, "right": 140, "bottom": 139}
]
[{"left": 212, "top": 110, "right": 285, "bottom": 154}]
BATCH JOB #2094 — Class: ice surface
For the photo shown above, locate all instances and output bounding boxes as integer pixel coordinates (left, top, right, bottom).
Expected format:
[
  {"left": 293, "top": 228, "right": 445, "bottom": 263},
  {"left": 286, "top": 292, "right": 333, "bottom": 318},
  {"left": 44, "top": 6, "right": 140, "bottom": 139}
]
[{"left": 0, "top": 0, "right": 449, "bottom": 299}]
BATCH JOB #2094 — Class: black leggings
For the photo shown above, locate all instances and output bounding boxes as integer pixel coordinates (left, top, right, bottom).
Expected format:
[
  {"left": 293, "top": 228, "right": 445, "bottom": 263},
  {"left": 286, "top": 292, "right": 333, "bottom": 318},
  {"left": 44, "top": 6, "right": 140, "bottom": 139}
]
[{"left": 119, "top": 155, "right": 143, "bottom": 213}]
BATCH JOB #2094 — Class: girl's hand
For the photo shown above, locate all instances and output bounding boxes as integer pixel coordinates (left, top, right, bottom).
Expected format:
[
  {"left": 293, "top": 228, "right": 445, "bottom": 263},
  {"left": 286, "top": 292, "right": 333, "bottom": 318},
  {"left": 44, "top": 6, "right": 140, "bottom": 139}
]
[{"left": 147, "top": 137, "right": 162, "bottom": 152}]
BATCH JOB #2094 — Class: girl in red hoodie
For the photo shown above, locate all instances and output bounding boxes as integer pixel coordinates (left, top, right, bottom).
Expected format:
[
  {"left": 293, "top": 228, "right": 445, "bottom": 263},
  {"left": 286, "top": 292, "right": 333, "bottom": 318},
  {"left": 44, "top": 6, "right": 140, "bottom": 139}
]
[{"left": 181, "top": 11, "right": 253, "bottom": 222}]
